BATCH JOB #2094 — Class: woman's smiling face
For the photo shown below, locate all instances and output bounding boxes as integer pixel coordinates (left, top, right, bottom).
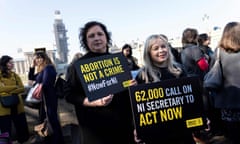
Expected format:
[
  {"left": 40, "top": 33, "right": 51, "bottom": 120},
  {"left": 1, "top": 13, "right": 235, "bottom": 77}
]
[{"left": 149, "top": 38, "right": 169, "bottom": 66}]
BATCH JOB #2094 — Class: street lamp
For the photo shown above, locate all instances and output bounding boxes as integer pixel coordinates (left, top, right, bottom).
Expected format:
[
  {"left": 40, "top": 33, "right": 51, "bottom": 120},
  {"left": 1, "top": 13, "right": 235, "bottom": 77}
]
[{"left": 202, "top": 14, "right": 211, "bottom": 33}]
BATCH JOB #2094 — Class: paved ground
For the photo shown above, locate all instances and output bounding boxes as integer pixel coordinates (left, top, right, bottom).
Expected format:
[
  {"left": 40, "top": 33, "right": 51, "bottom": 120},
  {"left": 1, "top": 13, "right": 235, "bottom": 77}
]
[
  {"left": 22, "top": 104, "right": 230, "bottom": 144},
  {"left": 16, "top": 90, "right": 228, "bottom": 144},
  {"left": 16, "top": 99, "right": 79, "bottom": 144}
]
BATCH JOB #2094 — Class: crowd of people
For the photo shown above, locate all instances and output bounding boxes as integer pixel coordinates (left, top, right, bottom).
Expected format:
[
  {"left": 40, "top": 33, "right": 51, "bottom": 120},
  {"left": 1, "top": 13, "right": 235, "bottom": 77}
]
[{"left": 1, "top": 20, "right": 240, "bottom": 144}]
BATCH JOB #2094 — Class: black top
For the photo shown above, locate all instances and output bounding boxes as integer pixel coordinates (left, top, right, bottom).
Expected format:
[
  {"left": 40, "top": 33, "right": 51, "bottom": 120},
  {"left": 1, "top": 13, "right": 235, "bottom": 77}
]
[
  {"left": 136, "top": 67, "right": 183, "bottom": 83},
  {"left": 28, "top": 67, "right": 37, "bottom": 81},
  {"left": 135, "top": 67, "right": 195, "bottom": 144},
  {"left": 64, "top": 51, "right": 134, "bottom": 144},
  {"left": 181, "top": 44, "right": 207, "bottom": 80},
  {"left": 126, "top": 56, "right": 140, "bottom": 71}
]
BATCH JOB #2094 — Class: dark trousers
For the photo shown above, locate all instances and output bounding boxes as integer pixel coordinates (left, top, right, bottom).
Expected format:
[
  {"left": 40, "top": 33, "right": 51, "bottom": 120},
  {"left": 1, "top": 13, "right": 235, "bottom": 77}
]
[
  {"left": 223, "top": 121, "right": 240, "bottom": 144},
  {"left": 40, "top": 94, "right": 65, "bottom": 144},
  {"left": 203, "top": 91, "right": 224, "bottom": 135},
  {"left": 0, "top": 112, "right": 29, "bottom": 143}
]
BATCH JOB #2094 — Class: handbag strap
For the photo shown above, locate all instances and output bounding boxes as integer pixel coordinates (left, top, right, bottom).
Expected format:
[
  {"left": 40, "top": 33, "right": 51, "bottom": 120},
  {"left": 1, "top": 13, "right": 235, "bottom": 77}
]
[
  {"left": 216, "top": 48, "right": 224, "bottom": 81},
  {"left": 216, "top": 47, "right": 220, "bottom": 60}
]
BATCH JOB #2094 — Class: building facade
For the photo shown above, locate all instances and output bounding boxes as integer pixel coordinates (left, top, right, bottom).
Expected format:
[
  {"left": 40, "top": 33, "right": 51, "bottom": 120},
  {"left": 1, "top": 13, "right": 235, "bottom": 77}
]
[{"left": 53, "top": 10, "right": 69, "bottom": 64}]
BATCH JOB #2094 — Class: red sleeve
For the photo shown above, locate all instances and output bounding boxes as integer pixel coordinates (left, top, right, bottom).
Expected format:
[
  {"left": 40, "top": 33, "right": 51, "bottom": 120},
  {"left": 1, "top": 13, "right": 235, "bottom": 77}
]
[{"left": 197, "top": 57, "right": 209, "bottom": 71}]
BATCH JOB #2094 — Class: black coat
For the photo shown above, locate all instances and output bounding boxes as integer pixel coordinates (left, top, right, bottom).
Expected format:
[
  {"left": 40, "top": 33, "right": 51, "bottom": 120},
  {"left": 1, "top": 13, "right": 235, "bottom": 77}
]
[{"left": 64, "top": 51, "right": 134, "bottom": 144}]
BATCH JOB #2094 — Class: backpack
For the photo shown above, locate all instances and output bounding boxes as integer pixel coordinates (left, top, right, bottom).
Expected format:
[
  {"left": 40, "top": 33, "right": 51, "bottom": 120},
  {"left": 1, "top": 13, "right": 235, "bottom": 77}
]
[{"left": 55, "top": 74, "right": 67, "bottom": 99}]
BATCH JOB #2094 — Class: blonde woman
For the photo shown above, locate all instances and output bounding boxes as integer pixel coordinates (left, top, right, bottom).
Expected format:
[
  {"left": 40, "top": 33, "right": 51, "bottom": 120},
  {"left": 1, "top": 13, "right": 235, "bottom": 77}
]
[{"left": 135, "top": 34, "right": 195, "bottom": 144}]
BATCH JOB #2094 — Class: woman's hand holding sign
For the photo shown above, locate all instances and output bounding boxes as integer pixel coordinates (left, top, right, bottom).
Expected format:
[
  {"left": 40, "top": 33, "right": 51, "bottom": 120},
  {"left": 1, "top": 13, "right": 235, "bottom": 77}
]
[
  {"left": 83, "top": 94, "right": 114, "bottom": 107},
  {"left": 83, "top": 79, "right": 136, "bottom": 107},
  {"left": 101, "top": 94, "right": 114, "bottom": 106},
  {"left": 134, "top": 129, "right": 145, "bottom": 144},
  {"left": 129, "top": 79, "right": 137, "bottom": 86}
]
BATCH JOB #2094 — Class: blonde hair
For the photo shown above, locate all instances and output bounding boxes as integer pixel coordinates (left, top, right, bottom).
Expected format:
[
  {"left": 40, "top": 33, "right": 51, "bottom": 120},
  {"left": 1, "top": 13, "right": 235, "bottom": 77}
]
[{"left": 142, "top": 34, "right": 182, "bottom": 83}]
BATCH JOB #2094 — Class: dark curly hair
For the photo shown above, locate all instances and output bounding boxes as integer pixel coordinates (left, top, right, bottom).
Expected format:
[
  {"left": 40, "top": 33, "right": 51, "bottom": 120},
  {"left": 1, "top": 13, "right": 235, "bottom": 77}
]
[
  {"left": 79, "top": 21, "right": 112, "bottom": 51},
  {"left": 0, "top": 55, "right": 13, "bottom": 77}
]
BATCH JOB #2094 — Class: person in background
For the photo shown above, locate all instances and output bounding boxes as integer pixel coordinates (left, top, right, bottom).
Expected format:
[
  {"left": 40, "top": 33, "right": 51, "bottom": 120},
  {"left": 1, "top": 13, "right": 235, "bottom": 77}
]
[
  {"left": 65, "top": 52, "right": 83, "bottom": 80},
  {"left": 205, "top": 21, "right": 240, "bottom": 144},
  {"left": 121, "top": 44, "right": 140, "bottom": 71},
  {"left": 28, "top": 54, "right": 38, "bottom": 86},
  {"left": 181, "top": 28, "right": 212, "bottom": 142},
  {"left": 26, "top": 54, "right": 41, "bottom": 110},
  {"left": 134, "top": 34, "right": 195, "bottom": 144},
  {"left": 64, "top": 21, "right": 136, "bottom": 144},
  {"left": 198, "top": 33, "right": 214, "bottom": 66},
  {"left": 160, "top": 34, "right": 182, "bottom": 64},
  {"left": 33, "top": 52, "right": 64, "bottom": 144},
  {"left": 198, "top": 33, "right": 224, "bottom": 138},
  {"left": 0, "top": 55, "right": 29, "bottom": 143},
  {"left": 180, "top": 28, "right": 209, "bottom": 81},
  {"left": 60, "top": 52, "right": 83, "bottom": 144},
  {"left": 73, "top": 52, "right": 84, "bottom": 60},
  {"left": 27, "top": 53, "right": 46, "bottom": 143},
  {"left": 28, "top": 48, "right": 47, "bottom": 86}
]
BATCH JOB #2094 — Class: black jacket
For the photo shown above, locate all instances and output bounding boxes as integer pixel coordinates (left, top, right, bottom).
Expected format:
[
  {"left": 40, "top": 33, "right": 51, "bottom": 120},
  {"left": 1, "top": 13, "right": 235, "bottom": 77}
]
[{"left": 64, "top": 51, "right": 134, "bottom": 144}]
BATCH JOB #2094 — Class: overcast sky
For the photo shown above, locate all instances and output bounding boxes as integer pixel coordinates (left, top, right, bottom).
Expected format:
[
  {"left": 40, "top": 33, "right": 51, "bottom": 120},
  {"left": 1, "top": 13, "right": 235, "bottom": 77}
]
[{"left": 1, "top": 0, "right": 239, "bottom": 58}]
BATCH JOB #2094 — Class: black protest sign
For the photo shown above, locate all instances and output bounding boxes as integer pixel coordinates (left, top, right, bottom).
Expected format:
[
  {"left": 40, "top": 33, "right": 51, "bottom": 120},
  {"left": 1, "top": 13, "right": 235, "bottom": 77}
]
[
  {"left": 34, "top": 47, "right": 46, "bottom": 53},
  {"left": 74, "top": 53, "right": 132, "bottom": 101},
  {"left": 129, "top": 76, "right": 206, "bottom": 141}
]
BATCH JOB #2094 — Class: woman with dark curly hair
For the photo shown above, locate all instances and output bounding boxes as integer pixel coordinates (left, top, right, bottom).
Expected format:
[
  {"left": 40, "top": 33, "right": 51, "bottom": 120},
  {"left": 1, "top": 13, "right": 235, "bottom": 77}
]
[{"left": 64, "top": 21, "right": 136, "bottom": 144}]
